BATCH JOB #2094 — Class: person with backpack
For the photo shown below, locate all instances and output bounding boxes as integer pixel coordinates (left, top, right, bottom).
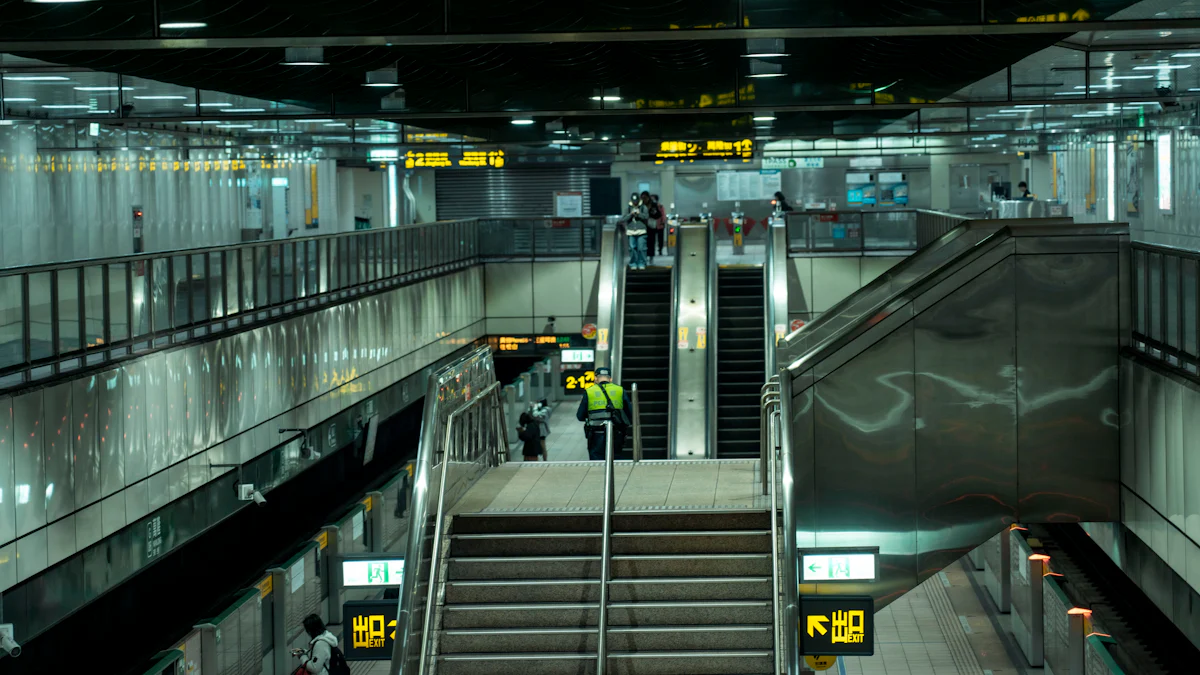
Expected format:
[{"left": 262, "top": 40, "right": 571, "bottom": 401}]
[
  {"left": 575, "top": 367, "right": 630, "bottom": 461},
  {"left": 647, "top": 194, "right": 666, "bottom": 262},
  {"left": 518, "top": 411, "right": 547, "bottom": 461},
  {"left": 293, "top": 614, "right": 350, "bottom": 675}
]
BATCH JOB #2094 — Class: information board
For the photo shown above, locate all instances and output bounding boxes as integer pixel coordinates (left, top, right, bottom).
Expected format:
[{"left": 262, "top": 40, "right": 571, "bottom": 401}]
[
  {"left": 717, "top": 170, "right": 782, "bottom": 202},
  {"left": 799, "top": 596, "right": 875, "bottom": 656},
  {"left": 490, "top": 334, "right": 582, "bottom": 355},
  {"left": 800, "top": 549, "right": 877, "bottom": 582},
  {"left": 554, "top": 191, "right": 584, "bottom": 218},
  {"left": 343, "top": 557, "right": 405, "bottom": 587}
]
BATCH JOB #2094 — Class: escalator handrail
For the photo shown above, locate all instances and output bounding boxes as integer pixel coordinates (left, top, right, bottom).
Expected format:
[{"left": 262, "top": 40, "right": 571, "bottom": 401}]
[
  {"left": 603, "top": 224, "right": 628, "bottom": 382},
  {"left": 783, "top": 221, "right": 1127, "bottom": 381},
  {"left": 666, "top": 230, "right": 682, "bottom": 456},
  {"left": 705, "top": 224, "right": 718, "bottom": 458}
]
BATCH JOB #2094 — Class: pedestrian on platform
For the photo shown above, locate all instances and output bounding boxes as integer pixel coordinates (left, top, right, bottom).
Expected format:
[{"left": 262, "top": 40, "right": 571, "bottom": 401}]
[
  {"left": 576, "top": 367, "right": 629, "bottom": 461},
  {"left": 292, "top": 614, "right": 348, "bottom": 675},
  {"left": 519, "top": 411, "right": 547, "bottom": 461}
]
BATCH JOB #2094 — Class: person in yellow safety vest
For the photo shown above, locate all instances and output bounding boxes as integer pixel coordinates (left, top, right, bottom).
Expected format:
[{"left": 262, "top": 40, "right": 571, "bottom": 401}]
[{"left": 575, "top": 367, "right": 630, "bottom": 461}]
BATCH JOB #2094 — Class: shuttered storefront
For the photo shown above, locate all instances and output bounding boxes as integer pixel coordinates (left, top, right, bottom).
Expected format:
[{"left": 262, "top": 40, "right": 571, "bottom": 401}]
[{"left": 435, "top": 165, "right": 610, "bottom": 220}]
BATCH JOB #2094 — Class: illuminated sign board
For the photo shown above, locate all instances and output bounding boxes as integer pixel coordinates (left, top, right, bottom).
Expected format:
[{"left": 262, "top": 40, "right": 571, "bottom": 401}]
[
  {"left": 563, "top": 369, "right": 596, "bottom": 390},
  {"left": 562, "top": 349, "right": 595, "bottom": 364},
  {"left": 342, "top": 557, "right": 405, "bottom": 587},
  {"left": 800, "top": 550, "right": 877, "bottom": 582},
  {"left": 800, "top": 596, "right": 875, "bottom": 657},
  {"left": 654, "top": 139, "right": 753, "bottom": 163},
  {"left": 404, "top": 149, "right": 505, "bottom": 168},
  {"left": 490, "top": 334, "right": 582, "bottom": 354},
  {"left": 344, "top": 599, "right": 397, "bottom": 661}
]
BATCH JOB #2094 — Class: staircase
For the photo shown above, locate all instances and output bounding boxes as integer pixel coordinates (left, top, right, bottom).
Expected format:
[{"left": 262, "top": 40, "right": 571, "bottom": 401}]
[
  {"left": 716, "top": 268, "right": 767, "bottom": 458},
  {"left": 620, "top": 268, "right": 672, "bottom": 458},
  {"left": 438, "top": 510, "right": 776, "bottom": 675}
]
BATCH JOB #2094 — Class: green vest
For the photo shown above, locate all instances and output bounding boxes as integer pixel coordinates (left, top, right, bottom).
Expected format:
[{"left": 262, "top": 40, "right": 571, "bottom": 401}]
[{"left": 585, "top": 382, "right": 624, "bottom": 425}]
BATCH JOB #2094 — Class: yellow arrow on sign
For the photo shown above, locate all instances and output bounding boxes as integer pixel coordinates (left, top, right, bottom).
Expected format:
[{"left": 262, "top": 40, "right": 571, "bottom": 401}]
[
  {"left": 1072, "top": 8, "right": 1090, "bottom": 20},
  {"left": 807, "top": 614, "right": 829, "bottom": 637}
]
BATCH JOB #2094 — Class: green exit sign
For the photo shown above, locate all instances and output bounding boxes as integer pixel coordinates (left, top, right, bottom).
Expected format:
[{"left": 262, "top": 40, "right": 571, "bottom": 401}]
[{"left": 801, "top": 549, "right": 877, "bottom": 582}]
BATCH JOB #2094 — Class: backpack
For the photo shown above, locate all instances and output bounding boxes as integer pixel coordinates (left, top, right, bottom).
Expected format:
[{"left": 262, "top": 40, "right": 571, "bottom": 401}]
[
  {"left": 648, "top": 203, "right": 662, "bottom": 220},
  {"left": 327, "top": 645, "right": 351, "bottom": 675}
]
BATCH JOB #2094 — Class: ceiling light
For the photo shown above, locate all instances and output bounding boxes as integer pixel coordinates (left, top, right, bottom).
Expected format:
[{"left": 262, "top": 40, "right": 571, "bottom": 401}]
[
  {"left": 364, "top": 68, "right": 399, "bottom": 88},
  {"left": 73, "top": 86, "right": 132, "bottom": 92},
  {"left": 744, "top": 37, "right": 787, "bottom": 59},
  {"left": 159, "top": 21, "right": 207, "bottom": 29},
  {"left": 198, "top": 102, "right": 232, "bottom": 107},
  {"left": 747, "top": 73, "right": 786, "bottom": 79},
  {"left": 282, "top": 47, "right": 328, "bottom": 66},
  {"left": 1074, "top": 84, "right": 1121, "bottom": 89},
  {"left": 224, "top": 108, "right": 265, "bottom": 112},
  {"left": 2, "top": 75, "right": 69, "bottom": 81},
  {"left": 589, "top": 95, "right": 622, "bottom": 101},
  {"left": 511, "top": 117, "right": 535, "bottom": 125},
  {"left": 985, "top": 113, "right": 1018, "bottom": 117},
  {"left": 248, "top": 128, "right": 279, "bottom": 132},
  {"left": 1173, "top": 53, "right": 1200, "bottom": 58},
  {"left": 1133, "top": 64, "right": 1190, "bottom": 70},
  {"left": 323, "top": 122, "right": 347, "bottom": 127},
  {"left": 134, "top": 95, "right": 188, "bottom": 100},
  {"left": 41, "top": 104, "right": 91, "bottom": 109},
  {"left": 86, "top": 109, "right": 113, "bottom": 114},
  {"left": 996, "top": 109, "right": 1031, "bottom": 113},
  {"left": 214, "top": 124, "right": 253, "bottom": 129},
  {"left": 1014, "top": 104, "right": 1047, "bottom": 107},
  {"left": 1104, "top": 75, "right": 1153, "bottom": 80},
  {"left": 2, "top": 97, "right": 35, "bottom": 102},
  {"left": 601, "top": 136, "right": 610, "bottom": 141},
  {"left": 753, "top": 115, "right": 777, "bottom": 121},
  {"left": 1053, "top": 91, "right": 1086, "bottom": 95},
  {"left": 298, "top": 118, "right": 334, "bottom": 123},
  {"left": 742, "top": 53, "right": 789, "bottom": 58}
]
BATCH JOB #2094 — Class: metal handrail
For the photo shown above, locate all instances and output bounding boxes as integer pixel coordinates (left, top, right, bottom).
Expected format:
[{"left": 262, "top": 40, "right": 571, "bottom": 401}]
[
  {"left": 597, "top": 420, "right": 617, "bottom": 675},
  {"left": 760, "top": 376, "right": 783, "bottom": 674},
  {"left": 759, "top": 384, "right": 780, "bottom": 496},
  {"left": 666, "top": 232, "right": 681, "bottom": 456},
  {"left": 777, "top": 371, "right": 799, "bottom": 675},
  {"left": 631, "top": 383, "right": 643, "bottom": 462},
  {"left": 706, "top": 220, "right": 719, "bottom": 458}
]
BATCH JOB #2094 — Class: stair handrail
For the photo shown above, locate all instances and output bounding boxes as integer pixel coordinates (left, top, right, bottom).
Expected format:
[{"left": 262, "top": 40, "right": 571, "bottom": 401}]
[
  {"left": 631, "top": 383, "right": 643, "bottom": 462},
  {"left": 597, "top": 420, "right": 617, "bottom": 675},
  {"left": 760, "top": 377, "right": 784, "bottom": 674}
]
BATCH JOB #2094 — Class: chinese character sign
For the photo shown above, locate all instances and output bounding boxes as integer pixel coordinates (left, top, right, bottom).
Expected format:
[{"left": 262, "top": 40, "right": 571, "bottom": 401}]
[
  {"left": 655, "top": 139, "right": 753, "bottom": 162},
  {"left": 800, "top": 596, "right": 874, "bottom": 656},
  {"left": 343, "top": 600, "right": 399, "bottom": 660}
]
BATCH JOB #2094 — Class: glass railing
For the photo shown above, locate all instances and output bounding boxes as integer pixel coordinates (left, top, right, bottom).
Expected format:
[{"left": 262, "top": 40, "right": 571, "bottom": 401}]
[
  {"left": 1131, "top": 242, "right": 1200, "bottom": 373},
  {"left": 785, "top": 208, "right": 966, "bottom": 254},
  {"left": 0, "top": 218, "right": 598, "bottom": 388}
]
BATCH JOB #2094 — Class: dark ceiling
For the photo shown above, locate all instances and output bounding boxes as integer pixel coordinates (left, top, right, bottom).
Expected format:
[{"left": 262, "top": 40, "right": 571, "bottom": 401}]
[{"left": 2, "top": 0, "right": 1146, "bottom": 141}]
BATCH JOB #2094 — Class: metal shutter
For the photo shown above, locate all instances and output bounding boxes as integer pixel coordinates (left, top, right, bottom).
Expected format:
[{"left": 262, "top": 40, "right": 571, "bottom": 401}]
[{"left": 435, "top": 166, "right": 610, "bottom": 219}]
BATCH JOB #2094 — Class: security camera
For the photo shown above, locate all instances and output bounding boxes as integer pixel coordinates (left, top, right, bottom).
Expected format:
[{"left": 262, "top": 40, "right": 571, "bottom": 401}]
[
  {"left": 251, "top": 490, "right": 267, "bottom": 506},
  {"left": 0, "top": 624, "right": 20, "bottom": 658},
  {"left": 238, "top": 483, "right": 267, "bottom": 506}
]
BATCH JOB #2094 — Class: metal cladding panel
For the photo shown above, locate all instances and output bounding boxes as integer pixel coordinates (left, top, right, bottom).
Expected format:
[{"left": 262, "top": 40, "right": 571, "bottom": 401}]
[
  {"left": 914, "top": 257, "right": 1017, "bottom": 580},
  {"left": 0, "top": 397, "right": 13, "bottom": 546},
  {"left": 1119, "top": 357, "right": 1136, "bottom": 493},
  {"left": 165, "top": 351, "right": 187, "bottom": 467},
  {"left": 1015, "top": 252, "right": 1120, "bottom": 522},
  {"left": 1167, "top": 379, "right": 1186, "bottom": 531},
  {"left": 790, "top": 380, "right": 816, "bottom": 551},
  {"left": 72, "top": 376, "right": 100, "bottom": 510},
  {"left": 144, "top": 354, "right": 167, "bottom": 476},
  {"left": 435, "top": 166, "right": 608, "bottom": 220},
  {"left": 812, "top": 321, "right": 917, "bottom": 610},
  {"left": 1184, "top": 380, "right": 1200, "bottom": 546},
  {"left": 1134, "top": 356, "right": 1152, "bottom": 502},
  {"left": 97, "top": 368, "right": 124, "bottom": 497},
  {"left": 43, "top": 381, "right": 74, "bottom": 523},
  {"left": 123, "top": 361, "right": 148, "bottom": 485},
  {"left": 14, "top": 389, "right": 46, "bottom": 537}
]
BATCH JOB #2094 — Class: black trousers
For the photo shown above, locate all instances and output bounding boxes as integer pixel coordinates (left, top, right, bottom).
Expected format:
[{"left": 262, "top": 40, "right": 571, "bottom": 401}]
[
  {"left": 587, "top": 428, "right": 626, "bottom": 461},
  {"left": 648, "top": 227, "right": 665, "bottom": 256}
]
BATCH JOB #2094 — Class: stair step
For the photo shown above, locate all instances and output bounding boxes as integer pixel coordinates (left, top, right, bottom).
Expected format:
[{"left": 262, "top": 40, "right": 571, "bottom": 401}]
[
  {"left": 442, "top": 601, "right": 772, "bottom": 629},
  {"left": 613, "top": 553, "right": 772, "bottom": 577},
  {"left": 452, "top": 510, "right": 770, "bottom": 534},
  {"left": 446, "top": 576, "right": 772, "bottom": 604},
  {"left": 450, "top": 530, "right": 770, "bottom": 557},
  {"left": 438, "top": 650, "right": 774, "bottom": 675},
  {"left": 439, "top": 625, "right": 773, "bottom": 654}
]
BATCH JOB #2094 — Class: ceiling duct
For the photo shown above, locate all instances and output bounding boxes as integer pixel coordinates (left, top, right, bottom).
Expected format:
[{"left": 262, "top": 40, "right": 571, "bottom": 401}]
[{"left": 380, "top": 88, "right": 407, "bottom": 110}]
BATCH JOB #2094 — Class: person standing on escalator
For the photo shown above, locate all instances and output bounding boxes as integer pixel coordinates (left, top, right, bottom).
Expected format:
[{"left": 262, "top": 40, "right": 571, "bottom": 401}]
[
  {"left": 647, "top": 194, "right": 666, "bottom": 262},
  {"left": 576, "top": 367, "right": 629, "bottom": 461}
]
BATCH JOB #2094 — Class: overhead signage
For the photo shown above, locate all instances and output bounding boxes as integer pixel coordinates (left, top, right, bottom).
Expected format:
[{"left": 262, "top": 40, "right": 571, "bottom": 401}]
[
  {"left": 800, "top": 549, "right": 877, "bottom": 582},
  {"left": 849, "top": 156, "right": 884, "bottom": 169},
  {"left": 490, "top": 334, "right": 583, "bottom": 355},
  {"left": 562, "top": 349, "right": 595, "bottom": 364},
  {"left": 563, "top": 369, "right": 596, "bottom": 391},
  {"left": 763, "top": 157, "right": 824, "bottom": 169},
  {"left": 654, "top": 139, "right": 753, "bottom": 163},
  {"left": 800, "top": 596, "right": 874, "bottom": 656},
  {"left": 342, "top": 557, "right": 405, "bottom": 587},
  {"left": 344, "top": 600, "right": 398, "bottom": 661},
  {"left": 403, "top": 149, "right": 505, "bottom": 169},
  {"left": 717, "top": 170, "right": 781, "bottom": 202}
]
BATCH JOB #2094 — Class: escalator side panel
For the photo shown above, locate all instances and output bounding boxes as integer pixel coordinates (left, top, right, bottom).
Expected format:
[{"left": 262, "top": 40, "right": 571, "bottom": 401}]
[
  {"left": 1014, "top": 251, "right": 1120, "bottom": 522},
  {"left": 811, "top": 321, "right": 918, "bottom": 606},
  {"left": 914, "top": 258, "right": 1017, "bottom": 580}
]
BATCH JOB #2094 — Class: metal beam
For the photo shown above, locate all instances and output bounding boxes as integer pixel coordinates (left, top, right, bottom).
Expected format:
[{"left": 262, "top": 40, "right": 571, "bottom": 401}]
[{"left": 3, "top": 18, "right": 1200, "bottom": 51}]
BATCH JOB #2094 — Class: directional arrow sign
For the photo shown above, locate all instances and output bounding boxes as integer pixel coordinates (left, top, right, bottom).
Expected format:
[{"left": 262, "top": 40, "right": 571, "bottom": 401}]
[
  {"left": 807, "top": 614, "right": 829, "bottom": 637},
  {"left": 801, "top": 550, "right": 876, "bottom": 582}
]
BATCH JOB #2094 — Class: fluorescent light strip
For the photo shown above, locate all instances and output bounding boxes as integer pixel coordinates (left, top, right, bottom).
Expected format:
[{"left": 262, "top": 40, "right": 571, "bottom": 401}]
[
  {"left": 1133, "top": 64, "right": 1191, "bottom": 70},
  {"left": 160, "top": 21, "right": 207, "bottom": 28},
  {"left": 214, "top": 124, "right": 253, "bottom": 129},
  {"left": 2, "top": 97, "right": 35, "bottom": 102},
  {"left": 198, "top": 102, "right": 232, "bottom": 107},
  {"left": 73, "top": 86, "right": 132, "bottom": 92},
  {"left": 1105, "top": 75, "right": 1153, "bottom": 80},
  {"left": 134, "top": 95, "right": 188, "bottom": 100},
  {"left": 298, "top": 118, "right": 334, "bottom": 123},
  {"left": 2, "top": 75, "right": 69, "bottom": 82},
  {"left": 224, "top": 108, "right": 265, "bottom": 112},
  {"left": 41, "top": 104, "right": 91, "bottom": 109},
  {"left": 746, "top": 73, "right": 786, "bottom": 78}
]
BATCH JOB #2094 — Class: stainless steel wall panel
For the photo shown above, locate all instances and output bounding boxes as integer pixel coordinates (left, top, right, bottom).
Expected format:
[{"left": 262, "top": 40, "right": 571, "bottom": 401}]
[
  {"left": 1134, "top": 361, "right": 1152, "bottom": 501},
  {"left": 1185, "top": 382, "right": 1200, "bottom": 544},
  {"left": 1148, "top": 372, "right": 1168, "bottom": 515},
  {"left": 72, "top": 376, "right": 100, "bottom": 510},
  {"left": 210, "top": 339, "right": 229, "bottom": 449},
  {"left": 1015, "top": 253, "right": 1120, "bottom": 522},
  {"left": 911, "top": 243, "right": 1012, "bottom": 315},
  {"left": 914, "top": 258, "right": 1018, "bottom": 578},
  {"left": 1119, "top": 358, "right": 1136, "bottom": 496},
  {"left": 201, "top": 341, "right": 221, "bottom": 451},
  {"left": 125, "top": 477, "right": 149, "bottom": 522},
  {"left": 1167, "top": 380, "right": 1186, "bottom": 530},
  {"left": 812, "top": 322, "right": 917, "bottom": 607},
  {"left": 97, "top": 368, "right": 124, "bottom": 497},
  {"left": 0, "top": 542, "right": 15, "bottom": 593},
  {"left": 13, "top": 390, "right": 46, "bottom": 537},
  {"left": 165, "top": 351, "right": 186, "bottom": 466},
  {"left": 100, "top": 491, "right": 125, "bottom": 537},
  {"left": 144, "top": 354, "right": 167, "bottom": 476},
  {"left": 43, "top": 382, "right": 74, "bottom": 522},
  {"left": 168, "top": 460, "right": 189, "bottom": 502},
  {"left": 16, "top": 527, "right": 47, "bottom": 583},
  {"left": 0, "top": 397, "right": 13, "bottom": 546},
  {"left": 790, "top": 380, "right": 817, "bottom": 550},
  {"left": 188, "top": 452, "right": 209, "bottom": 491},
  {"left": 123, "top": 361, "right": 148, "bottom": 485},
  {"left": 811, "top": 303, "right": 914, "bottom": 382},
  {"left": 147, "top": 469, "right": 170, "bottom": 513},
  {"left": 47, "top": 513, "right": 75, "bottom": 566}
]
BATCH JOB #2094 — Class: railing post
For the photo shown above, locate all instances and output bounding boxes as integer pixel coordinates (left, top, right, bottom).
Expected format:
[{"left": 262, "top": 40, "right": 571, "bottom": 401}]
[
  {"left": 597, "top": 420, "right": 615, "bottom": 675},
  {"left": 631, "top": 383, "right": 642, "bottom": 462}
]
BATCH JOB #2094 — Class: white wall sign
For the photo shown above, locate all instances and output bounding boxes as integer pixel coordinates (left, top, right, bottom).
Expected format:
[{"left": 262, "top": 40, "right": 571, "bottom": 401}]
[
  {"left": 717, "top": 170, "right": 782, "bottom": 201},
  {"left": 290, "top": 558, "right": 306, "bottom": 593},
  {"left": 849, "top": 156, "right": 884, "bottom": 168},
  {"left": 342, "top": 558, "right": 406, "bottom": 587},
  {"left": 800, "top": 550, "right": 877, "bottom": 582},
  {"left": 763, "top": 157, "right": 824, "bottom": 169},
  {"left": 554, "top": 191, "right": 584, "bottom": 218},
  {"left": 562, "top": 349, "right": 595, "bottom": 364}
]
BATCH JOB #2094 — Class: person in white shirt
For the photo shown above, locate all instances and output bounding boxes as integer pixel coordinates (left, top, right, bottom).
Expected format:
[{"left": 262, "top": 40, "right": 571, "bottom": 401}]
[{"left": 293, "top": 614, "right": 339, "bottom": 674}]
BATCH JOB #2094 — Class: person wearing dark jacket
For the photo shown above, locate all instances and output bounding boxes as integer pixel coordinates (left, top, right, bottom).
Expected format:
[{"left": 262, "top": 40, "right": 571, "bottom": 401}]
[{"left": 518, "top": 411, "right": 546, "bottom": 461}]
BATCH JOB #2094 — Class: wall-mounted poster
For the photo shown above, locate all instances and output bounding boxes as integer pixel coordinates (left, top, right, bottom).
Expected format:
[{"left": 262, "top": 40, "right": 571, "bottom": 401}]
[
  {"left": 845, "top": 172, "right": 875, "bottom": 207},
  {"left": 877, "top": 172, "right": 908, "bottom": 206}
]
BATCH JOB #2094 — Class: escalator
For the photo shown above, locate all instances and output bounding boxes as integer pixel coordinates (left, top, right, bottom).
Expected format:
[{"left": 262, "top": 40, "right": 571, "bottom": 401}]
[
  {"left": 779, "top": 219, "right": 1128, "bottom": 612},
  {"left": 715, "top": 268, "right": 766, "bottom": 457},
  {"left": 621, "top": 268, "right": 672, "bottom": 458}
]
